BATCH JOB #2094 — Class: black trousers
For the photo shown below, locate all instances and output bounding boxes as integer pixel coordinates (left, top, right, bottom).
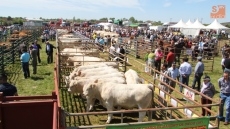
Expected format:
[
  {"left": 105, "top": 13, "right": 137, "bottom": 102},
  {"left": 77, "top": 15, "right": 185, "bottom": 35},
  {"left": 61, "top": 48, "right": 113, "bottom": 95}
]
[
  {"left": 47, "top": 52, "right": 53, "bottom": 64},
  {"left": 37, "top": 51, "right": 41, "bottom": 63},
  {"left": 22, "top": 62, "right": 30, "bottom": 78}
]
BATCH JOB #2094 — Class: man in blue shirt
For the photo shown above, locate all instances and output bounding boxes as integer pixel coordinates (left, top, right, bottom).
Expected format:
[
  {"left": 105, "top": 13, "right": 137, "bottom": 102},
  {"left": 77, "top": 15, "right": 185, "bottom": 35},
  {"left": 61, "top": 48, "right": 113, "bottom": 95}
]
[
  {"left": 20, "top": 48, "right": 30, "bottom": 79},
  {"left": 168, "top": 62, "right": 180, "bottom": 94},
  {"left": 179, "top": 57, "right": 192, "bottom": 93},
  {"left": 192, "top": 56, "right": 204, "bottom": 91},
  {"left": 218, "top": 71, "right": 230, "bottom": 125}
]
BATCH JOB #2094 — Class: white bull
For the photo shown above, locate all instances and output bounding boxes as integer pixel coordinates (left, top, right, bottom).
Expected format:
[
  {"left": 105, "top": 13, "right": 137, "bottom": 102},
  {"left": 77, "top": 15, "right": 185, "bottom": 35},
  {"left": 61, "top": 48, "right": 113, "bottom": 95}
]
[
  {"left": 83, "top": 82, "right": 153, "bottom": 123},
  {"left": 125, "top": 69, "right": 142, "bottom": 84}
]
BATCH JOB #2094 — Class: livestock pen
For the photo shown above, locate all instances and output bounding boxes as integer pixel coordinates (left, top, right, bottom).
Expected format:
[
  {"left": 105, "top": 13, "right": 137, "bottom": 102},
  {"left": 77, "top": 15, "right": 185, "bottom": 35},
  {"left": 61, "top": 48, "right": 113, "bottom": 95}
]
[{"left": 54, "top": 29, "right": 220, "bottom": 129}]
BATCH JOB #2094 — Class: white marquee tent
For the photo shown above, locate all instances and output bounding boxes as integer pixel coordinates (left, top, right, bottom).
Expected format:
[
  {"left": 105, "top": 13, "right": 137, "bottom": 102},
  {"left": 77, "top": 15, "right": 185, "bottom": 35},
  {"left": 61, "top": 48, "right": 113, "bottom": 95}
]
[
  {"left": 205, "top": 19, "right": 229, "bottom": 30},
  {"left": 186, "top": 19, "right": 193, "bottom": 26},
  {"left": 181, "top": 19, "right": 206, "bottom": 37},
  {"left": 169, "top": 19, "right": 187, "bottom": 28}
]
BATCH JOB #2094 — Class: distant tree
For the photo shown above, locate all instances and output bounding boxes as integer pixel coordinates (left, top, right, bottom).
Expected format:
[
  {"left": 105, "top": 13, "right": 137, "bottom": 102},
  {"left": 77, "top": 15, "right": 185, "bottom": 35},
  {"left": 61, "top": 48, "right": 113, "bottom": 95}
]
[
  {"left": 109, "top": 18, "right": 115, "bottom": 22},
  {"left": 7, "top": 16, "right": 12, "bottom": 21},
  {"left": 129, "top": 17, "right": 136, "bottom": 23},
  {"left": 100, "top": 17, "right": 108, "bottom": 21},
  {"left": 138, "top": 20, "right": 143, "bottom": 23},
  {"left": 73, "top": 16, "right": 75, "bottom": 22},
  {"left": 152, "top": 21, "right": 163, "bottom": 26},
  {"left": 39, "top": 17, "right": 43, "bottom": 19},
  {"left": 225, "top": 24, "right": 230, "bottom": 28}
]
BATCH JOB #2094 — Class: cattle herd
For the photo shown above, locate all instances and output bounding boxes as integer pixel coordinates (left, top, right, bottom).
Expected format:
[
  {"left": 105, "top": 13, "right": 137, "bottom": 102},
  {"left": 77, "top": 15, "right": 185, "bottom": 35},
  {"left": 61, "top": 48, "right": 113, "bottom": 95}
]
[{"left": 57, "top": 29, "right": 153, "bottom": 124}]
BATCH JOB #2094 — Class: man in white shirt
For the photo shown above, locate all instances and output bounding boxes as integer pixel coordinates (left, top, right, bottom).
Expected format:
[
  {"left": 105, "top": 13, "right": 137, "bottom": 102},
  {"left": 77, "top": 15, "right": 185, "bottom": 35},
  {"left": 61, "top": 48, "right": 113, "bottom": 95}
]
[
  {"left": 109, "top": 44, "right": 116, "bottom": 60},
  {"left": 168, "top": 62, "right": 180, "bottom": 93},
  {"left": 179, "top": 57, "right": 192, "bottom": 93}
]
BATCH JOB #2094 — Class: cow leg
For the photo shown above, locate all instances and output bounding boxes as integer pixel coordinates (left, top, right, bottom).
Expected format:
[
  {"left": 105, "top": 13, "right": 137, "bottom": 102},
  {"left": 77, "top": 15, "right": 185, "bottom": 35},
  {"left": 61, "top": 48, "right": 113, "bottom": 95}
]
[
  {"left": 105, "top": 101, "right": 113, "bottom": 124},
  {"left": 137, "top": 105, "right": 146, "bottom": 122},
  {"left": 86, "top": 98, "right": 94, "bottom": 112}
]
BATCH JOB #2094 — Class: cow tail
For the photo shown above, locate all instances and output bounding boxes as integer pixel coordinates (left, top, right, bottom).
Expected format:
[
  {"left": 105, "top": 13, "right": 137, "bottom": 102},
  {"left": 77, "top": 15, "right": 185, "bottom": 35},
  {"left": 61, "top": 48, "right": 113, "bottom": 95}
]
[{"left": 147, "top": 84, "right": 154, "bottom": 108}]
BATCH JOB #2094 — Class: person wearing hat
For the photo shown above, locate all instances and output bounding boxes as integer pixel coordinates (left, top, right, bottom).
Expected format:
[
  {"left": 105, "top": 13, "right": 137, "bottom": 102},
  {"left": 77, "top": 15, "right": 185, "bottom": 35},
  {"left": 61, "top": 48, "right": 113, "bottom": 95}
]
[
  {"left": 0, "top": 73, "right": 18, "bottom": 96},
  {"left": 192, "top": 56, "right": 204, "bottom": 91},
  {"left": 200, "top": 75, "right": 215, "bottom": 116},
  {"left": 167, "top": 62, "right": 180, "bottom": 94},
  {"left": 45, "top": 41, "right": 56, "bottom": 64},
  {"left": 218, "top": 71, "right": 230, "bottom": 125}
]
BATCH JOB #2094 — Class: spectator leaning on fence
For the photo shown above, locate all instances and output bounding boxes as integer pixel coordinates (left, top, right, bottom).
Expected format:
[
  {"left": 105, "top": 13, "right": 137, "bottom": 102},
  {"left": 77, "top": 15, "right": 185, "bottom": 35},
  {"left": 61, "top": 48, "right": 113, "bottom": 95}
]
[
  {"left": 179, "top": 57, "right": 192, "bottom": 93},
  {"left": 192, "top": 56, "right": 204, "bottom": 91},
  {"left": 20, "top": 48, "right": 30, "bottom": 79},
  {"left": 218, "top": 71, "right": 230, "bottom": 125},
  {"left": 200, "top": 75, "right": 215, "bottom": 116},
  {"left": 0, "top": 73, "right": 18, "bottom": 96}
]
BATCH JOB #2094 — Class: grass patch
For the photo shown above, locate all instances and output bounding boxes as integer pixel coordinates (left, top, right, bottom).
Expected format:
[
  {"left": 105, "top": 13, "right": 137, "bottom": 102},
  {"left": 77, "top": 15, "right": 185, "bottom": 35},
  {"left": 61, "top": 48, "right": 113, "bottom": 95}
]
[{"left": 14, "top": 40, "right": 56, "bottom": 96}]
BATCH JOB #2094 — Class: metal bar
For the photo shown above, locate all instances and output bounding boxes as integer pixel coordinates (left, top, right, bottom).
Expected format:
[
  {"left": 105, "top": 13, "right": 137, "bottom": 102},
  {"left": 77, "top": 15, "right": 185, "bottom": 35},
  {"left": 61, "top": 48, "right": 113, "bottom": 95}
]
[
  {"left": 3, "top": 95, "right": 55, "bottom": 101},
  {"left": 53, "top": 102, "right": 58, "bottom": 129},
  {"left": 66, "top": 103, "right": 219, "bottom": 116}
]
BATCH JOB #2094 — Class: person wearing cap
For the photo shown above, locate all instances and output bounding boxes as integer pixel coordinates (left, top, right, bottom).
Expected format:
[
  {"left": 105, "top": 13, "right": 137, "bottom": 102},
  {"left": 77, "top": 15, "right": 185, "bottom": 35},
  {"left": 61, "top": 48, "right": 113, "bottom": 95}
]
[
  {"left": 45, "top": 41, "right": 56, "bottom": 64},
  {"left": 0, "top": 74, "right": 18, "bottom": 96},
  {"left": 200, "top": 75, "right": 215, "bottom": 116},
  {"left": 29, "top": 45, "right": 38, "bottom": 74},
  {"left": 218, "top": 71, "right": 230, "bottom": 125},
  {"left": 192, "top": 56, "right": 204, "bottom": 91},
  {"left": 20, "top": 48, "right": 30, "bottom": 79},
  {"left": 167, "top": 62, "right": 180, "bottom": 94},
  {"left": 179, "top": 57, "right": 192, "bottom": 93}
]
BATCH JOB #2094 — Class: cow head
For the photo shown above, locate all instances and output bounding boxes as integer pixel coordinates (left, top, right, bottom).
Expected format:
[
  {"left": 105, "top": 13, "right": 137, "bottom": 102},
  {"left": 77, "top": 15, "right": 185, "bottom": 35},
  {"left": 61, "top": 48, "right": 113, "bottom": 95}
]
[{"left": 83, "top": 83, "right": 96, "bottom": 97}]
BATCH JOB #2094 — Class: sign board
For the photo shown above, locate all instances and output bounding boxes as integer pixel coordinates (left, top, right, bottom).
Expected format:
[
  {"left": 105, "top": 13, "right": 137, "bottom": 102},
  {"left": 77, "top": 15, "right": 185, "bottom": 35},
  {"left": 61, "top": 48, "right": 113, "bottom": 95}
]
[
  {"left": 184, "top": 108, "right": 193, "bottom": 118},
  {"left": 106, "top": 117, "right": 210, "bottom": 129},
  {"left": 183, "top": 88, "right": 195, "bottom": 101},
  {"left": 210, "top": 5, "right": 226, "bottom": 18},
  {"left": 170, "top": 98, "right": 177, "bottom": 107}
]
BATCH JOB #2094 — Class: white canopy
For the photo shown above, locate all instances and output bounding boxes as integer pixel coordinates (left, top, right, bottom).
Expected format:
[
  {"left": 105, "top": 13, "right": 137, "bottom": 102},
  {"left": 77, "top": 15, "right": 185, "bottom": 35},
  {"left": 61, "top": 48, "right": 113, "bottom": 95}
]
[
  {"left": 205, "top": 19, "right": 229, "bottom": 30},
  {"left": 184, "top": 19, "right": 206, "bottom": 29},
  {"left": 186, "top": 19, "right": 193, "bottom": 26},
  {"left": 169, "top": 19, "right": 187, "bottom": 28}
]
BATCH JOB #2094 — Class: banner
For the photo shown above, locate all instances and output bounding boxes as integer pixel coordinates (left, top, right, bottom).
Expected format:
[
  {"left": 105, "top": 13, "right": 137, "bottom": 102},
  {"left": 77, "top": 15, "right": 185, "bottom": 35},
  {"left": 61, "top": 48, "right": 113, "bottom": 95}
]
[{"left": 106, "top": 117, "right": 210, "bottom": 129}]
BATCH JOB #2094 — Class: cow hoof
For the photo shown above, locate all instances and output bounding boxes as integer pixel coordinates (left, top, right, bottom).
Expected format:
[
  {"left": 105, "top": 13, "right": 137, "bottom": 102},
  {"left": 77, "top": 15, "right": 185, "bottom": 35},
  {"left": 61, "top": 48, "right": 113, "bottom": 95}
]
[{"left": 106, "top": 121, "right": 110, "bottom": 124}]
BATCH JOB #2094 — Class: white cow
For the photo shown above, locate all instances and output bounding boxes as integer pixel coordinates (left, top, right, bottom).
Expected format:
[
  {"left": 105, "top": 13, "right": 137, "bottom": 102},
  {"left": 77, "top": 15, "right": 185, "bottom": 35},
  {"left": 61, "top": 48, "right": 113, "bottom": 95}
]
[
  {"left": 125, "top": 69, "right": 142, "bottom": 84},
  {"left": 67, "top": 56, "right": 105, "bottom": 66},
  {"left": 83, "top": 82, "right": 153, "bottom": 123}
]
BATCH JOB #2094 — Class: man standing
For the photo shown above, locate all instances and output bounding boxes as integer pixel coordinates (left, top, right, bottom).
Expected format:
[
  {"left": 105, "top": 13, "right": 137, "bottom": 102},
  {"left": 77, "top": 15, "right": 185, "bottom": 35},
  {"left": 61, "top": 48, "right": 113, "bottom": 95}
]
[
  {"left": 192, "top": 56, "right": 204, "bottom": 91},
  {"left": 179, "top": 57, "right": 192, "bottom": 93},
  {"left": 45, "top": 41, "right": 56, "bottom": 64},
  {"left": 218, "top": 71, "right": 230, "bottom": 125},
  {"left": 29, "top": 45, "right": 38, "bottom": 74},
  {"left": 158, "top": 64, "right": 170, "bottom": 93},
  {"left": 34, "top": 40, "right": 42, "bottom": 63},
  {"left": 0, "top": 74, "right": 18, "bottom": 96},
  {"left": 166, "top": 48, "right": 175, "bottom": 68},
  {"left": 167, "top": 62, "right": 180, "bottom": 94},
  {"left": 20, "top": 48, "right": 30, "bottom": 79}
]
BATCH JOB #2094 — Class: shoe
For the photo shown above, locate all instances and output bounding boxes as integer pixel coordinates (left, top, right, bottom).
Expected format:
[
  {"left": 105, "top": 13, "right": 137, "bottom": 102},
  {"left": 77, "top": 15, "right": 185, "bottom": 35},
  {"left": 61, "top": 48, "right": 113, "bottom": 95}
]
[{"left": 224, "top": 122, "right": 229, "bottom": 125}]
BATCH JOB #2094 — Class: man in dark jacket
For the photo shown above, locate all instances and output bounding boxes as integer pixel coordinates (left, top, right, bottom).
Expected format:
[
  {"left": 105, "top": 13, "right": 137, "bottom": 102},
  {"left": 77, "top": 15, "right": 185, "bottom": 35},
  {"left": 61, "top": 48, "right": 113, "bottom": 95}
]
[
  {"left": 0, "top": 73, "right": 18, "bottom": 96},
  {"left": 34, "top": 40, "right": 42, "bottom": 63},
  {"left": 45, "top": 41, "right": 56, "bottom": 64}
]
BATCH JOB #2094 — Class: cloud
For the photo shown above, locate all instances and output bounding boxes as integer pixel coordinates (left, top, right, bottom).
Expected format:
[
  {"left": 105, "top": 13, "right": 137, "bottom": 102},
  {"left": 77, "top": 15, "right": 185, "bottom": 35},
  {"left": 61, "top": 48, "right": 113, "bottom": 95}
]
[
  {"left": 0, "top": 0, "right": 144, "bottom": 12},
  {"left": 163, "top": 2, "right": 172, "bottom": 7}
]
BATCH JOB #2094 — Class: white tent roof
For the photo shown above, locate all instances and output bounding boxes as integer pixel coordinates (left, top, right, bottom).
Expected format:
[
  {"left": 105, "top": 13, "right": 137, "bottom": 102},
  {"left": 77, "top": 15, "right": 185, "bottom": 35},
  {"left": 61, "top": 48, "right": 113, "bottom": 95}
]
[
  {"left": 184, "top": 19, "right": 206, "bottom": 29},
  {"left": 169, "top": 19, "right": 187, "bottom": 28},
  {"left": 205, "top": 19, "right": 229, "bottom": 30},
  {"left": 186, "top": 19, "right": 193, "bottom": 26}
]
